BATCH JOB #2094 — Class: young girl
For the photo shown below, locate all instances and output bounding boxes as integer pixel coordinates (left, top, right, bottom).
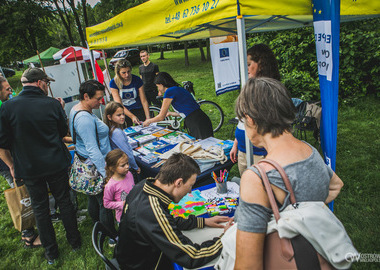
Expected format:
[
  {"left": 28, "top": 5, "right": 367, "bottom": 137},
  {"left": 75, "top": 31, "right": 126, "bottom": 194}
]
[
  {"left": 104, "top": 101, "right": 140, "bottom": 177},
  {"left": 103, "top": 149, "right": 135, "bottom": 223}
]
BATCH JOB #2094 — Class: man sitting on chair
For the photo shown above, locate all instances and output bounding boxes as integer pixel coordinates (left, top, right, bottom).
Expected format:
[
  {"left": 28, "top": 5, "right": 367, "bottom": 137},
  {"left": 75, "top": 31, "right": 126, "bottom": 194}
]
[{"left": 116, "top": 153, "right": 233, "bottom": 270}]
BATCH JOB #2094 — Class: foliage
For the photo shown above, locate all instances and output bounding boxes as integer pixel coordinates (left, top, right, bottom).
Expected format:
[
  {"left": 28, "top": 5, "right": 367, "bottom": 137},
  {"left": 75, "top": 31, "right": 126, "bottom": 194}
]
[
  {"left": 0, "top": 0, "right": 54, "bottom": 65},
  {"left": 0, "top": 49, "right": 379, "bottom": 269},
  {"left": 246, "top": 17, "right": 380, "bottom": 102}
]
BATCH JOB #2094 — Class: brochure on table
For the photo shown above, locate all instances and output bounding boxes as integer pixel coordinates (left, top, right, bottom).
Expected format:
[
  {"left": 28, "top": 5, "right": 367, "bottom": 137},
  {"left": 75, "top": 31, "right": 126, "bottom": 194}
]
[{"left": 123, "top": 124, "right": 234, "bottom": 167}]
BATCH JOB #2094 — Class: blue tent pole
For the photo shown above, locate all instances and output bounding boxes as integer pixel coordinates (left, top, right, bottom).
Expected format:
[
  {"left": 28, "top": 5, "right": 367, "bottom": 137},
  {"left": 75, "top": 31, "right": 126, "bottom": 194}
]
[{"left": 312, "top": 0, "right": 340, "bottom": 211}]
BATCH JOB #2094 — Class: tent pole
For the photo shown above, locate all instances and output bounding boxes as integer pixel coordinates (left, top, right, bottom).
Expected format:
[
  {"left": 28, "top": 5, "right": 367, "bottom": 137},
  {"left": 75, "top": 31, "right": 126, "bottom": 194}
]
[
  {"left": 72, "top": 49, "right": 82, "bottom": 85},
  {"left": 37, "top": 50, "right": 54, "bottom": 98},
  {"left": 237, "top": 15, "right": 254, "bottom": 167},
  {"left": 86, "top": 41, "right": 98, "bottom": 81}
]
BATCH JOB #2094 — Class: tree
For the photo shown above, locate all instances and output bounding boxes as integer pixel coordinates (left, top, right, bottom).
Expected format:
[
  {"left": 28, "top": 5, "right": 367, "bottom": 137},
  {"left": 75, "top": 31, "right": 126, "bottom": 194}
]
[
  {"left": 50, "top": 0, "right": 75, "bottom": 45},
  {"left": 184, "top": 41, "right": 189, "bottom": 66},
  {"left": 67, "top": 0, "right": 86, "bottom": 47},
  {"left": 198, "top": 40, "right": 206, "bottom": 62},
  {"left": 0, "top": 0, "right": 54, "bottom": 65}
]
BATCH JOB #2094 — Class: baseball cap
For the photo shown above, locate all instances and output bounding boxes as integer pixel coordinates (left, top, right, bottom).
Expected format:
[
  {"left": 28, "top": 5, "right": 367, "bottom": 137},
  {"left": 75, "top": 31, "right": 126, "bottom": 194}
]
[{"left": 21, "top": 68, "right": 55, "bottom": 83}]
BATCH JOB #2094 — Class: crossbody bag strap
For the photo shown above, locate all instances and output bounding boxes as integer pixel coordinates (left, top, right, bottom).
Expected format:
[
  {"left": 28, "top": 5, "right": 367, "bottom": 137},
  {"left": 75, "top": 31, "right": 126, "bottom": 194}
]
[
  {"left": 253, "top": 164, "right": 281, "bottom": 222},
  {"left": 258, "top": 159, "right": 297, "bottom": 205},
  {"left": 72, "top": 110, "right": 100, "bottom": 148},
  {"left": 253, "top": 163, "right": 294, "bottom": 261}
]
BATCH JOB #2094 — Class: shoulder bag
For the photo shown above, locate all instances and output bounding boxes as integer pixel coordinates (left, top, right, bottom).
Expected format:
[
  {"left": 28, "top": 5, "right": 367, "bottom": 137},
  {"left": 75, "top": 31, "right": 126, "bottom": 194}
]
[
  {"left": 255, "top": 159, "right": 357, "bottom": 269},
  {"left": 214, "top": 159, "right": 358, "bottom": 270},
  {"left": 69, "top": 110, "right": 104, "bottom": 195}
]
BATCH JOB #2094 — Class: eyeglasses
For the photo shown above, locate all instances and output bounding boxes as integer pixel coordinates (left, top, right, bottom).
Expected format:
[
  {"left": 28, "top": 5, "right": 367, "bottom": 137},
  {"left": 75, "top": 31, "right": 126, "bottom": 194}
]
[{"left": 42, "top": 79, "right": 51, "bottom": 86}]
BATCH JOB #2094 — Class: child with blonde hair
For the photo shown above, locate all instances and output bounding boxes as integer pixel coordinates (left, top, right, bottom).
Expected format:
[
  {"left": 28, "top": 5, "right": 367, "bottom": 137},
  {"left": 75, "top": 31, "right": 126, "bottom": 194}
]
[{"left": 103, "top": 149, "right": 135, "bottom": 223}]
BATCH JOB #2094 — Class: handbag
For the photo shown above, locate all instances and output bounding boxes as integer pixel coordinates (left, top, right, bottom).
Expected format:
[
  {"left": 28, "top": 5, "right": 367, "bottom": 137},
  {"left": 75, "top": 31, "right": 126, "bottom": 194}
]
[
  {"left": 255, "top": 159, "right": 357, "bottom": 270},
  {"left": 4, "top": 179, "right": 35, "bottom": 232},
  {"left": 69, "top": 110, "right": 104, "bottom": 195},
  {"left": 214, "top": 159, "right": 357, "bottom": 270}
]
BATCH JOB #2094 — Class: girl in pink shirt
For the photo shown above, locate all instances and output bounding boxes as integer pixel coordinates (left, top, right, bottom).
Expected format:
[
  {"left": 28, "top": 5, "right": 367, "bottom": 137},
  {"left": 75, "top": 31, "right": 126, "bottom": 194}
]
[{"left": 103, "top": 149, "right": 135, "bottom": 222}]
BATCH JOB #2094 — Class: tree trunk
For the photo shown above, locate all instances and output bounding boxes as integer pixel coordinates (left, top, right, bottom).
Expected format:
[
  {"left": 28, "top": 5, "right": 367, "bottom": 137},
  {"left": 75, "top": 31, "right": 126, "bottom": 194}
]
[
  {"left": 158, "top": 44, "right": 165, "bottom": 59},
  {"left": 206, "top": 38, "right": 211, "bottom": 61},
  {"left": 81, "top": 0, "right": 88, "bottom": 27},
  {"left": 52, "top": 0, "right": 75, "bottom": 45},
  {"left": 68, "top": 0, "right": 86, "bottom": 47},
  {"left": 184, "top": 41, "right": 189, "bottom": 66},
  {"left": 198, "top": 40, "right": 206, "bottom": 62}
]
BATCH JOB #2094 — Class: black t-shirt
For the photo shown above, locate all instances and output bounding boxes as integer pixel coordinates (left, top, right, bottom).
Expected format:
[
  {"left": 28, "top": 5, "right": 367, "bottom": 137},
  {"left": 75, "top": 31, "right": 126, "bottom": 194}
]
[{"left": 139, "top": 62, "right": 159, "bottom": 92}]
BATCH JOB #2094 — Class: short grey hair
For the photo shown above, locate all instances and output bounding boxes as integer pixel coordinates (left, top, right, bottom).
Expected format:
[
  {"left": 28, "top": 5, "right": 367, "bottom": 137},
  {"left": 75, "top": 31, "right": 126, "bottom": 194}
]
[{"left": 235, "top": 77, "right": 296, "bottom": 137}]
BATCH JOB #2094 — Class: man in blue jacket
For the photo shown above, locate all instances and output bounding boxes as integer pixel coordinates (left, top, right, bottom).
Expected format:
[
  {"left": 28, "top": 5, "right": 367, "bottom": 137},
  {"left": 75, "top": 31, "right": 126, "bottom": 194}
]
[{"left": 0, "top": 68, "right": 81, "bottom": 264}]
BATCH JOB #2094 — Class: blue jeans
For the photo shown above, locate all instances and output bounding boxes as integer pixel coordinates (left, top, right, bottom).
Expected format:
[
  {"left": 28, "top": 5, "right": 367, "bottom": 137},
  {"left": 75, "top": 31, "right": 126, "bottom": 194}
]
[{"left": 24, "top": 169, "right": 81, "bottom": 259}]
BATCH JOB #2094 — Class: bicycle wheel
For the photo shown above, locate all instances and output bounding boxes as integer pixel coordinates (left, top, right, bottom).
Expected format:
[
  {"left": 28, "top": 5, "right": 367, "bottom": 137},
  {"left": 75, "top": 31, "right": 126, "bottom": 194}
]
[
  {"left": 198, "top": 100, "right": 224, "bottom": 133},
  {"left": 148, "top": 106, "right": 182, "bottom": 130}
]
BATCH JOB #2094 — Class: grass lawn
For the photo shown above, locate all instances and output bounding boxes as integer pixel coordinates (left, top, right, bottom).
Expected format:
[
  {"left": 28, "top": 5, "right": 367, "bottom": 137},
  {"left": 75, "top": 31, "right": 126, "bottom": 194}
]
[{"left": 1, "top": 48, "right": 379, "bottom": 269}]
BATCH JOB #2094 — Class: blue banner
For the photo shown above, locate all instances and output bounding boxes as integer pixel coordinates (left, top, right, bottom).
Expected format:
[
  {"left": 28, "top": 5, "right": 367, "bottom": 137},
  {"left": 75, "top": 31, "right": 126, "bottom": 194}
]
[{"left": 313, "top": 0, "right": 340, "bottom": 210}]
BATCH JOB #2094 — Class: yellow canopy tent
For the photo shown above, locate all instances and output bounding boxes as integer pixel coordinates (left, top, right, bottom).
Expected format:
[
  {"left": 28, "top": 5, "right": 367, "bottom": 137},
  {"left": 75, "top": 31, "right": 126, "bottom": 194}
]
[
  {"left": 86, "top": 0, "right": 379, "bottom": 49},
  {"left": 86, "top": 0, "right": 379, "bottom": 180}
]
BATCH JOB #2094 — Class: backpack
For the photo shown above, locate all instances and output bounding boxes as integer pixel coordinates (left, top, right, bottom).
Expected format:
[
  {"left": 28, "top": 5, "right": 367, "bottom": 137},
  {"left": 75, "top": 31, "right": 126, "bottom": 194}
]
[{"left": 293, "top": 101, "right": 321, "bottom": 144}]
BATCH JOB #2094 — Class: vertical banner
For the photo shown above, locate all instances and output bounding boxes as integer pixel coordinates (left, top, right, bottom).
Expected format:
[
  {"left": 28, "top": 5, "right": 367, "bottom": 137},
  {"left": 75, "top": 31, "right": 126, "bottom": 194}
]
[
  {"left": 210, "top": 35, "right": 240, "bottom": 95},
  {"left": 313, "top": 0, "right": 340, "bottom": 210}
]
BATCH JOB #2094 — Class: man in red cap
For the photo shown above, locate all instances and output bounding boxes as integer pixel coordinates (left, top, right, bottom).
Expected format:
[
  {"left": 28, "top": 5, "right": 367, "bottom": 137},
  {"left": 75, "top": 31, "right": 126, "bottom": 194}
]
[{"left": 0, "top": 68, "right": 81, "bottom": 265}]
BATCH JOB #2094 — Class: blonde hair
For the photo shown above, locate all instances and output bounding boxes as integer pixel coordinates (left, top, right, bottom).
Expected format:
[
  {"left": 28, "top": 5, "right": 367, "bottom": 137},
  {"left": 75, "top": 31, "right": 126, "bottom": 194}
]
[
  {"left": 103, "top": 101, "right": 125, "bottom": 135},
  {"left": 105, "top": 149, "right": 129, "bottom": 183},
  {"left": 114, "top": 59, "right": 132, "bottom": 89}
]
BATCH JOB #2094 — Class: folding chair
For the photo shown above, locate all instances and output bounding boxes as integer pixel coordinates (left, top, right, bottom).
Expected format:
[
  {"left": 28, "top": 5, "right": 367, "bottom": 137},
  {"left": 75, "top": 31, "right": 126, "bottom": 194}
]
[{"left": 92, "top": 222, "right": 119, "bottom": 270}]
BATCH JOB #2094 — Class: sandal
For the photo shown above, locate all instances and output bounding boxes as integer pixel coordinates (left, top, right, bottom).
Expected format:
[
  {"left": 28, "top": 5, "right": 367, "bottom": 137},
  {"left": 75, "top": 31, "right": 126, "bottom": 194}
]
[
  {"left": 24, "top": 233, "right": 42, "bottom": 249},
  {"left": 21, "top": 229, "right": 36, "bottom": 242}
]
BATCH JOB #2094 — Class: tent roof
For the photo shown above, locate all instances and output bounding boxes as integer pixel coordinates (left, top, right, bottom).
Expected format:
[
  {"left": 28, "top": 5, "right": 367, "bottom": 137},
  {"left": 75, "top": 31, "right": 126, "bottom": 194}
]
[
  {"left": 23, "top": 47, "right": 61, "bottom": 64},
  {"left": 86, "top": 0, "right": 379, "bottom": 49}
]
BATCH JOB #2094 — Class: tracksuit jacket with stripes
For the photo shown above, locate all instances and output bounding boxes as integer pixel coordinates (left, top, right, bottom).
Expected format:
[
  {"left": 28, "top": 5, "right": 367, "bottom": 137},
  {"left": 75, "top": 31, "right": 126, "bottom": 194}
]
[{"left": 115, "top": 178, "right": 223, "bottom": 270}]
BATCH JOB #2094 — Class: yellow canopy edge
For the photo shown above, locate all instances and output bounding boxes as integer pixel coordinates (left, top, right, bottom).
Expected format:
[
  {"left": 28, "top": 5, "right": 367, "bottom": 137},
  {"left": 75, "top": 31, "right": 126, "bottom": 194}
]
[{"left": 87, "top": 0, "right": 380, "bottom": 49}]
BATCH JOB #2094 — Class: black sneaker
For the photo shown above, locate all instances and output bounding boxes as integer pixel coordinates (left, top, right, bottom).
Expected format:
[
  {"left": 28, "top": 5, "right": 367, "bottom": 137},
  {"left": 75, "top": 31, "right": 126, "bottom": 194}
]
[{"left": 44, "top": 253, "right": 57, "bottom": 265}]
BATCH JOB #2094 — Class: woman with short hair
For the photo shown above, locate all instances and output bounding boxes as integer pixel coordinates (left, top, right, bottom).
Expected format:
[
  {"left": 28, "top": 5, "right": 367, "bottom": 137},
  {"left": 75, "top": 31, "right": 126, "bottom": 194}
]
[
  {"left": 234, "top": 77, "right": 344, "bottom": 269},
  {"left": 69, "top": 80, "right": 116, "bottom": 237},
  {"left": 110, "top": 59, "right": 150, "bottom": 127}
]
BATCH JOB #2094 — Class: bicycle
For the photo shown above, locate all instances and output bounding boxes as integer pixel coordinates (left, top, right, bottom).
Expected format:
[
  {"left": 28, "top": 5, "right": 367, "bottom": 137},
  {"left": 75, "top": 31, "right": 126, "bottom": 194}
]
[{"left": 149, "top": 81, "right": 224, "bottom": 133}]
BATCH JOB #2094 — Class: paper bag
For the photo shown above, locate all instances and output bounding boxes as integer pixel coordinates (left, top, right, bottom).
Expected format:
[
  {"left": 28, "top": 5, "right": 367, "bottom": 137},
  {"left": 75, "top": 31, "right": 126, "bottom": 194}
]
[{"left": 4, "top": 182, "right": 35, "bottom": 232}]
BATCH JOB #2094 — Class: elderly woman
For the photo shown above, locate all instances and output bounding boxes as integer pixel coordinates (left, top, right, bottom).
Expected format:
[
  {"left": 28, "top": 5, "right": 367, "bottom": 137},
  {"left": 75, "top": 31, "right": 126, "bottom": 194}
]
[
  {"left": 234, "top": 78, "right": 344, "bottom": 269},
  {"left": 69, "top": 80, "right": 116, "bottom": 237},
  {"left": 110, "top": 59, "right": 150, "bottom": 126},
  {"left": 143, "top": 72, "right": 213, "bottom": 139}
]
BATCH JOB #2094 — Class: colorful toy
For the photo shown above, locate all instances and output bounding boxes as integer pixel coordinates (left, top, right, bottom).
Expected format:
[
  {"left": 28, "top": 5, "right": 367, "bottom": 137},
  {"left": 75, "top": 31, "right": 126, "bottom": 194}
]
[
  {"left": 204, "top": 197, "right": 238, "bottom": 216},
  {"left": 168, "top": 190, "right": 207, "bottom": 218}
]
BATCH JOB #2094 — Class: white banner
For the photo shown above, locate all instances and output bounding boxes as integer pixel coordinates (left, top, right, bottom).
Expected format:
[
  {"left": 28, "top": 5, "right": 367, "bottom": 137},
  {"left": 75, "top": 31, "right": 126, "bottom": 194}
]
[
  {"left": 44, "top": 61, "right": 85, "bottom": 99},
  {"left": 313, "top": 21, "right": 333, "bottom": 81},
  {"left": 210, "top": 35, "right": 240, "bottom": 95}
]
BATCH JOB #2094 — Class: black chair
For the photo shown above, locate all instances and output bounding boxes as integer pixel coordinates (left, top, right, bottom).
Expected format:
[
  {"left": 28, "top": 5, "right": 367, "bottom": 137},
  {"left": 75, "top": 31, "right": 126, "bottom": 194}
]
[{"left": 92, "top": 222, "right": 119, "bottom": 270}]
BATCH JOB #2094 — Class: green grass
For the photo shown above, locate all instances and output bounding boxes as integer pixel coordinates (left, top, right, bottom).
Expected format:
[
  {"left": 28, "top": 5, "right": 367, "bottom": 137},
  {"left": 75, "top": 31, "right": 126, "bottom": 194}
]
[{"left": 1, "top": 48, "right": 379, "bottom": 269}]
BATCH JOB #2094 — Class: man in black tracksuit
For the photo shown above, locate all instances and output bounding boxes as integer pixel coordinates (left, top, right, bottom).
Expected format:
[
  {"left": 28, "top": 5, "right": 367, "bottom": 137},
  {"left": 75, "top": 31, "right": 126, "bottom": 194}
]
[{"left": 116, "top": 153, "right": 233, "bottom": 269}]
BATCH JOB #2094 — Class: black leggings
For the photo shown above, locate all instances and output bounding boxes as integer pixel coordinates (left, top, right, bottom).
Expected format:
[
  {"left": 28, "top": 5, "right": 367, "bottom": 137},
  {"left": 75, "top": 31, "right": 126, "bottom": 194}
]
[
  {"left": 87, "top": 192, "right": 117, "bottom": 237},
  {"left": 125, "top": 108, "right": 146, "bottom": 127},
  {"left": 184, "top": 109, "right": 214, "bottom": 139}
]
